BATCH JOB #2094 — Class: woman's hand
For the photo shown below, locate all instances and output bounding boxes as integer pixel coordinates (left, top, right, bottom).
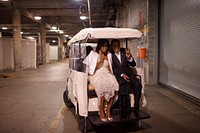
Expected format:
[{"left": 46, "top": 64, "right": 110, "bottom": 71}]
[
  {"left": 99, "top": 50, "right": 105, "bottom": 62},
  {"left": 96, "top": 50, "right": 104, "bottom": 70},
  {"left": 104, "top": 56, "right": 108, "bottom": 61}
]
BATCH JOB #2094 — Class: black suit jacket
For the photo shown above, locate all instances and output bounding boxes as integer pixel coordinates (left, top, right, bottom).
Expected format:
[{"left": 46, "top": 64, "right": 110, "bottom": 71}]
[
  {"left": 112, "top": 51, "right": 136, "bottom": 83},
  {"left": 112, "top": 51, "right": 141, "bottom": 108}
]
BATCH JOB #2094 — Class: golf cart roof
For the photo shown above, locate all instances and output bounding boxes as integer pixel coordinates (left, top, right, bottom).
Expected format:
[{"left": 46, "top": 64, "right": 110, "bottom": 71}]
[{"left": 68, "top": 28, "right": 142, "bottom": 45}]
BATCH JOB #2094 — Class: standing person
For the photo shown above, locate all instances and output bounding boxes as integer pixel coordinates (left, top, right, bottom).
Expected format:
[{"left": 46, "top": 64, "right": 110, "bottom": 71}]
[
  {"left": 111, "top": 39, "right": 142, "bottom": 118},
  {"left": 83, "top": 39, "right": 119, "bottom": 122}
]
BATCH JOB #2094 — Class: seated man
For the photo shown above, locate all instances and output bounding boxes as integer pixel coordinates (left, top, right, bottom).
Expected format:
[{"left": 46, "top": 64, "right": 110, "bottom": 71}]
[{"left": 111, "top": 39, "right": 142, "bottom": 118}]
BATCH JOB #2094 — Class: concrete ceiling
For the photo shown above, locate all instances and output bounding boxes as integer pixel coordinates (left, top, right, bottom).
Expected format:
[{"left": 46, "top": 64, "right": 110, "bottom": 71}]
[{"left": 0, "top": 0, "right": 123, "bottom": 37}]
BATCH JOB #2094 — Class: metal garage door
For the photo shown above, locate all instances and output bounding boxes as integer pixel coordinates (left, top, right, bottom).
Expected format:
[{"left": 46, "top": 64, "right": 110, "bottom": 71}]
[{"left": 159, "top": 0, "right": 200, "bottom": 100}]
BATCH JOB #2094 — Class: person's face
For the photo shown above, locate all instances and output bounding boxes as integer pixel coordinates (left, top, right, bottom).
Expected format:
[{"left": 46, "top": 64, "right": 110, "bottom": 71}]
[
  {"left": 113, "top": 47, "right": 120, "bottom": 53},
  {"left": 100, "top": 46, "right": 108, "bottom": 53}
]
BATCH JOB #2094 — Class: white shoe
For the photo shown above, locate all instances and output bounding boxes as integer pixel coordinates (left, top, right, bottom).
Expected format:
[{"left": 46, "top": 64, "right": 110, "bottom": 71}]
[
  {"left": 100, "top": 118, "right": 108, "bottom": 122},
  {"left": 107, "top": 117, "right": 113, "bottom": 121}
]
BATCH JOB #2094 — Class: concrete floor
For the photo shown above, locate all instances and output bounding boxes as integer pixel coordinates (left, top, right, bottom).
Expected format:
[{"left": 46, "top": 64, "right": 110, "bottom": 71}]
[{"left": 0, "top": 59, "right": 200, "bottom": 133}]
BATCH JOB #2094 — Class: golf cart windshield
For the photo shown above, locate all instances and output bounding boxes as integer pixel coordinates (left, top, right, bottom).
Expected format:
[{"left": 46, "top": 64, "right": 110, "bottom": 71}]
[{"left": 69, "top": 41, "right": 87, "bottom": 73}]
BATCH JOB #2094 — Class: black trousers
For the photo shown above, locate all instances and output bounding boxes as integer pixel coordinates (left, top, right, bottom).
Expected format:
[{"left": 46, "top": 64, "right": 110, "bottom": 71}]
[
  {"left": 129, "top": 75, "right": 142, "bottom": 109},
  {"left": 119, "top": 93, "right": 131, "bottom": 119},
  {"left": 117, "top": 75, "right": 142, "bottom": 110}
]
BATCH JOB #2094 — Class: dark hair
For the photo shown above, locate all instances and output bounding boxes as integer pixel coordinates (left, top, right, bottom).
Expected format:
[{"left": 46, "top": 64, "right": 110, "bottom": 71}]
[
  {"left": 86, "top": 46, "right": 93, "bottom": 56},
  {"left": 96, "top": 39, "right": 109, "bottom": 55},
  {"left": 111, "top": 39, "right": 120, "bottom": 49}
]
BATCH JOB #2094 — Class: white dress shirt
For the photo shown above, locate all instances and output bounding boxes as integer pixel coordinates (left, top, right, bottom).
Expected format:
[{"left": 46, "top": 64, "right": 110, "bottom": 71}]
[
  {"left": 115, "top": 51, "right": 133, "bottom": 63},
  {"left": 115, "top": 52, "right": 122, "bottom": 63},
  {"left": 115, "top": 51, "right": 134, "bottom": 77}
]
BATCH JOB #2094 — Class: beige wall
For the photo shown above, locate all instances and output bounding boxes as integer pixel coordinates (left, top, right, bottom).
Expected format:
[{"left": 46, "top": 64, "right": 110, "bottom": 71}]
[
  {"left": 0, "top": 38, "right": 14, "bottom": 70},
  {"left": 0, "top": 38, "right": 37, "bottom": 70}
]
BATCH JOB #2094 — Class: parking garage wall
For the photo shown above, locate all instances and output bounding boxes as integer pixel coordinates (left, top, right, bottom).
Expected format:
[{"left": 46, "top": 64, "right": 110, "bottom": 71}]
[{"left": 116, "top": 0, "right": 158, "bottom": 85}]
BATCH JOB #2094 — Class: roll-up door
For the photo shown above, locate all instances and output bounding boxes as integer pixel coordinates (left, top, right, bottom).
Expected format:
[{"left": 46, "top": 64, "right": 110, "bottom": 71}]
[{"left": 159, "top": 0, "right": 200, "bottom": 100}]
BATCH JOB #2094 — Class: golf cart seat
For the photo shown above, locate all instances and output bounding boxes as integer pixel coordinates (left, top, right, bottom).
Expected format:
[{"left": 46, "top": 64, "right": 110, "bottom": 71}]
[{"left": 88, "top": 83, "right": 98, "bottom": 98}]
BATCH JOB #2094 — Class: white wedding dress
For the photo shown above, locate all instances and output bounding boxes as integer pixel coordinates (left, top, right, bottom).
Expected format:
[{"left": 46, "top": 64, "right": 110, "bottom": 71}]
[{"left": 89, "top": 60, "right": 119, "bottom": 102}]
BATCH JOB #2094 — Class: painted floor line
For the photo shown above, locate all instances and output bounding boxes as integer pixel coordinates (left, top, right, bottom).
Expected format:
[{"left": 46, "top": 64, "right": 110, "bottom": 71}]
[{"left": 47, "top": 105, "right": 65, "bottom": 133}]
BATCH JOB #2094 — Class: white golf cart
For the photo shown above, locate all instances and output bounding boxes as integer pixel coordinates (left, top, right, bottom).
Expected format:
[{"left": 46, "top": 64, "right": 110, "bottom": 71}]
[{"left": 63, "top": 28, "right": 150, "bottom": 132}]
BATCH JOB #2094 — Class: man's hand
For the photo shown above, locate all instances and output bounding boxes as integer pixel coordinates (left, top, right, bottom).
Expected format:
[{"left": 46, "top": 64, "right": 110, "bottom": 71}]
[
  {"left": 125, "top": 48, "right": 131, "bottom": 60},
  {"left": 122, "top": 74, "right": 130, "bottom": 82}
]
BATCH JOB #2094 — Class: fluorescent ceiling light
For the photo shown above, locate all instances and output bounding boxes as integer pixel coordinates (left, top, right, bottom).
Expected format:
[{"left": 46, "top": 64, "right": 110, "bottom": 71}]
[
  {"left": 51, "top": 26, "right": 57, "bottom": 30},
  {"left": 49, "top": 29, "right": 58, "bottom": 32},
  {"left": 52, "top": 40, "right": 56, "bottom": 43},
  {"left": 80, "top": 16, "right": 87, "bottom": 20},
  {"left": 64, "top": 34, "right": 69, "bottom": 37},
  {"left": 59, "top": 30, "right": 64, "bottom": 34},
  {"left": 26, "top": 37, "right": 35, "bottom": 40},
  {"left": 2, "top": 27, "right": 8, "bottom": 30},
  {"left": 20, "top": 32, "right": 23, "bottom": 34},
  {"left": 34, "top": 16, "right": 41, "bottom": 20},
  {"left": 1, "top": 0, "right": 9, "bottom": 1}
]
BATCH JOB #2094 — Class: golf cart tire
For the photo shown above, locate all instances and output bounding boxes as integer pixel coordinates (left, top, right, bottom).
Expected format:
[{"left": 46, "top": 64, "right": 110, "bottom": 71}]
[
  {"left": 63, "top": 90, "right": 74, "bottom": 108},
  {"left": 78, "top": 116, "right": 93, "bottom": 132}
]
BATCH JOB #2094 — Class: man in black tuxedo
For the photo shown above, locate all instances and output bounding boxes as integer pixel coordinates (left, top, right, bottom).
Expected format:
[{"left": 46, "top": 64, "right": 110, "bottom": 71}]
[{"left": 111, "top": 39, "right": 142, "bottom": 118}]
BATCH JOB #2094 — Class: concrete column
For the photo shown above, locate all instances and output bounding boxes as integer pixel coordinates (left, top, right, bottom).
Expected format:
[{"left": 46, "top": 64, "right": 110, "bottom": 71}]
[
  {"left": 13, "top": 9, "right": 22, "bottom": 71},
  {"left": 40, "top": 23, "right": 46, "bottom": 64},
  {"left": 146, "top": 0, "right": 158, "bottom": 85},
  {"left": 0, "top": 38, "right": 3, "bottom": 70},
  {"left": 59, "top": 35, "right": 64, "bottom": 60}
]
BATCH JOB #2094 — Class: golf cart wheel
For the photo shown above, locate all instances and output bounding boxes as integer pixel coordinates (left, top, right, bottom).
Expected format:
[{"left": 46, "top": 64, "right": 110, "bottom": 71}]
[
  {"left": 63, "top": 90, "right": 74, "bottom": 108},
  {"left": 78, "top": 116, "right": 93, "bottom": 132}
]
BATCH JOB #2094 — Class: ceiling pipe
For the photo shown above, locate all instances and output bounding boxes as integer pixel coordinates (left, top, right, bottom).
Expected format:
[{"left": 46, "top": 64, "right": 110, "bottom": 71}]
[
  {"left": 46, "top": 36, "right": 61, "bottom": 47},
  {"left": 106, "top": 7, "right": 116, "bottom": 27},
  {"left": 87, "top": 0, "right": 92, "bottom": 27},
  {"left": 24, "top": 35, "right": 60, "bottom": 47},
  {"left": 26, "top": 32, "right": 41, "bottom": 46},
  {"left": 22, "top": 9, "right": 42, "bottom": 24},
  {"left": 37, "top": 32, "right": 41, "bottom": 46},
  {"left": 1, "top": 0, "right": 42, "bottom": 24}
]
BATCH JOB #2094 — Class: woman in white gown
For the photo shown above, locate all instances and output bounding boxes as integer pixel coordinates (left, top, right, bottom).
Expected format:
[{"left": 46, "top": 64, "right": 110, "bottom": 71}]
[{"left": 84, "top": 39, "right": 119, "bottom": 122}]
